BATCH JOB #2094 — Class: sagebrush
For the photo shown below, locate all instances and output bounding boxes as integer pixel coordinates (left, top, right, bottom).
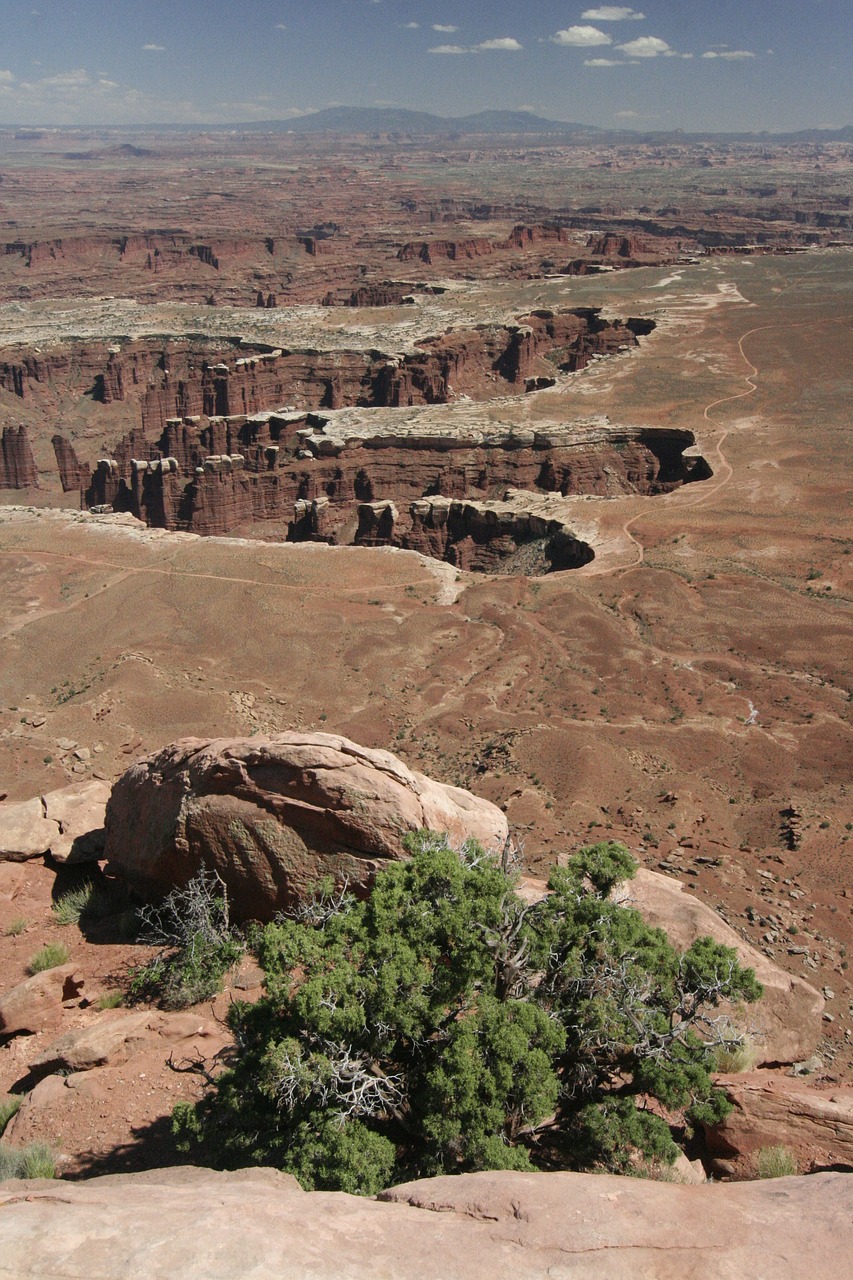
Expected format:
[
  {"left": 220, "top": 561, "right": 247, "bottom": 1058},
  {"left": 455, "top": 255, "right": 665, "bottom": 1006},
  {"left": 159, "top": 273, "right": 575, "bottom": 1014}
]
[{"left": 128, "top": 867, "right": 243, "bottom": 1010}]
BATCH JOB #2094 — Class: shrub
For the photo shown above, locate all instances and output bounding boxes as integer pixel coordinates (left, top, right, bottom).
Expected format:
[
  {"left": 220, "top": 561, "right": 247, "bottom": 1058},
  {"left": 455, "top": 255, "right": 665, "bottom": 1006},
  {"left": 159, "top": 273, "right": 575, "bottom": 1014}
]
[
  {"left": 52, "top": 882, "right": 97, "bottom": 926},
  {"left": 52, "top": 877, "right": 130, "bottom": 929},
  {"left": 127, "top": 868, "right": 243, "bottom": 1011},
  {"left": 173, "top": 835, "right": 761, "bottom": 1193},
  {"left": 27, "top": 942, "right": 69, "bottom": 974},
  {"left": 4, "top": 917, "right": 27, "bottom": 937},
  {"left": 0, "top": 1096, "right": 21, "bottom": 1137},
  {"left": 712, "top": 1033, "right": 758, "bottom": 1074},
  {"left": 756, "top": 1145, "right": 797, "bottom": 1178},
  {"left": 0, "top": 1141, "right": 57, "bottom": 1180},
  {"left": 94, "top": 990, "right": 124, "bottom": 1011}
]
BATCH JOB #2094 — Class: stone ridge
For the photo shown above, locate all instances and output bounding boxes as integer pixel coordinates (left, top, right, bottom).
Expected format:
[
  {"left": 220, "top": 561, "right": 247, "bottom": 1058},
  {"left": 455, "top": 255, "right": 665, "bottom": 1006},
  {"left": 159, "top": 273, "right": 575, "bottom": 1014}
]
[
  {"left": 0, "top": 1166, "right": 850, "bottom": 1279},
  {"left": 82, "top": 401, "right": 709, "bottom": 560}
]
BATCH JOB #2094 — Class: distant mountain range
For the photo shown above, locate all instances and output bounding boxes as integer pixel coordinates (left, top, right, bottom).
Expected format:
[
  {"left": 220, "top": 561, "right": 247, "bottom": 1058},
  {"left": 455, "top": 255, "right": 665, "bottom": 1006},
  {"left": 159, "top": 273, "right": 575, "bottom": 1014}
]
[
  {"left": 230, "top": 106, "right": 853, "bottom": 144},
  {"left": 9, "top": 107, "right": 852, "bottom": 143},
  {"left": 277, "top": 107, "right": 600, "bottom": 137}
]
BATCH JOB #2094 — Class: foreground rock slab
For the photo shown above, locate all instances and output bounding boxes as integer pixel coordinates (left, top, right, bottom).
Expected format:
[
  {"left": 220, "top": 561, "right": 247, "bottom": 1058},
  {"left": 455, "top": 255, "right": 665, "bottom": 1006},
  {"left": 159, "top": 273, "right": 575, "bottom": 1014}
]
[
  {"left": 105, "top": 733, "right": 509, "bottom": 919},
  {"left": 0, "top": 1166, "right": 850, "bottom": 1280}
]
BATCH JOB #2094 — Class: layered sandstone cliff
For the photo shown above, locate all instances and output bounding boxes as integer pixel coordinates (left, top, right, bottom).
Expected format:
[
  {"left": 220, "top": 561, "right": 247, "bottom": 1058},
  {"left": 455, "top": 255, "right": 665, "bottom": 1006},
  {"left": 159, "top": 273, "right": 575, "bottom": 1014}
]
[
  {"left": 0, "top": 424, "right": 38, "bottom": 488},
  {"left": 0, "top": 308, "right": 648, "bottom": 435}
]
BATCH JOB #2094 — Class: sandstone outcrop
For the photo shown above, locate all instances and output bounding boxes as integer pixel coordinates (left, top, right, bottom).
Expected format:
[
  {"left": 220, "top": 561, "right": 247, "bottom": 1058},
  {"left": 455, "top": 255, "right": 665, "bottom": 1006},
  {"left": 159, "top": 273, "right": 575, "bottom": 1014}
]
[
  {"left": 705, "top": 1070, "right": 853, "bottom": 1174},
  {"left": 357, "top": 493, "right": 595, "bottom": 573},
  {"left": 84, "top": 402, "right": 708, "bottom": 552},
  {"left": 398, "top": 223, "right": 572, "bottom": 265},
  {"left": 0, "top": 781, "right": 109, "bottom": 864},
  {"left": 21, "top": 1009, "right": 226, "bottom": 1079},
  {"left": 0, "top": 964, "right": 84, "bottom": 1036},
  {"left": 0, "top": 1165, "right": 850, "bottom": 1279},
  {"left": 52, "top": 434, "right": 91, "bottom": 492},
  {"left": 587, "top": 231, "right": 656, "bottom": 258},
  {"left": 321, "top": 282, "right": 413, "bottom": 307},
  {"left": 104, "top": 733, "right": 509, "bottom": 919},
  {"left": 622, "top": 868, "right": 824, "bottom": 1065},
  {"left": 0, "top": 425, "right": 38, "bottom": 488}
]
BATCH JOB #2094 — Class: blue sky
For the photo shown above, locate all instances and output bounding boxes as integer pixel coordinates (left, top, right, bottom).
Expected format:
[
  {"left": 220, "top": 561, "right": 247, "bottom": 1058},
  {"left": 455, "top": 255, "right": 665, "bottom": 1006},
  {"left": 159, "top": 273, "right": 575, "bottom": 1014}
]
[{"left": 0, "top": 1, "right": 849, "bottom": 131}]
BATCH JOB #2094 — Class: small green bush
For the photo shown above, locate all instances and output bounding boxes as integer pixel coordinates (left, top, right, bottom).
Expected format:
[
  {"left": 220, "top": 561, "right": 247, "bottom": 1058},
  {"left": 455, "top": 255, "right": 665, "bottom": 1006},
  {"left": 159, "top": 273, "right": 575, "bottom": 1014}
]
[
  {"left": 27, "top": 942, "right": 70, "bottom": 974},
  {"left": 0, "top": 1141, "right": 57, "bottom": 1180},
  {"left": 4, "top": 917, "right": 27, "bottom": 937},
  {"left": 712, "top": 1035, "right": 757, "bottom": 1074},
  {"left": 0, "top": 1097, "right": 21, "bottom": 1137},
  {"left": 52, "top": 877, "right": 129, "bottom": 929},
  {"left": 756, "top": 1145, "right": 797, "bottom": 1178},
  {"left": 94, "top": 991, "right": 125, "bottom": 1011},
  {"left": 52, "top": 882, "right": 96, "bottom": 926}
]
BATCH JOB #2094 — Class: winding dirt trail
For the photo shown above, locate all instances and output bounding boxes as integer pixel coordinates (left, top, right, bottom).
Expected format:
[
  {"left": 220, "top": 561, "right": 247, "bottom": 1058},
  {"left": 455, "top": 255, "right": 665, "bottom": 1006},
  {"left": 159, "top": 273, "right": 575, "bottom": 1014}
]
[{"left": 609, "top": 300, "right": 847, "bottom": 577}]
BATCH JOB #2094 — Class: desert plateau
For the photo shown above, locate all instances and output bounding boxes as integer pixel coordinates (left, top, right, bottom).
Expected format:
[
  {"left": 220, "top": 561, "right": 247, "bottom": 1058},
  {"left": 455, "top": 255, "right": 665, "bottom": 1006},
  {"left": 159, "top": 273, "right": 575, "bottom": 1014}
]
[{"left": 0, "top": 6, "right": 852, "bottom": 1274}]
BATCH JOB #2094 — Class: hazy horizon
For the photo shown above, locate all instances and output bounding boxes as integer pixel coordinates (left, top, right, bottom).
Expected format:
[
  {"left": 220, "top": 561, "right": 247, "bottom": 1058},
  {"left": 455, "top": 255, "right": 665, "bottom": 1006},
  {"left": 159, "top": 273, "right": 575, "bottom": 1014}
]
[{"left": 0, "top": 1, "right": 848, "bottom": 134}]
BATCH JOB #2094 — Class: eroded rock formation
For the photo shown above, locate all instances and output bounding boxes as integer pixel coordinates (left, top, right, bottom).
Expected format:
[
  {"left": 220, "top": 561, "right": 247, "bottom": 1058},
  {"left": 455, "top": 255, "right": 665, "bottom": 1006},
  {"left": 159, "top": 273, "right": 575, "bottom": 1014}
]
[
  {"left": 84, "top": 407, "right": 708, "bottom": 562},
  {"left": 0, "top": 424, "right": 38, "bottom": 488},
  {"left": 104, "top": 732, "right": 509, "bottom": 920},
  {"left": 52, "top": 434, "right": 91, "bottom": 492},
  {"left": 357, "top": 494, "right": 595, "bottom": 574},
  {"left": 1, "top": 308, "right": 647, "bottom": 436}
]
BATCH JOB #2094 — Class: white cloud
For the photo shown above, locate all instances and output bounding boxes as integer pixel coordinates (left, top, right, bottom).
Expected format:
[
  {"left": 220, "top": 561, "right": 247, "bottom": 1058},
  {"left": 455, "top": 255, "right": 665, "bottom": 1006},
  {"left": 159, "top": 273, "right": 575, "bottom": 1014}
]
[
  {"left": 0, "top": 64, "right": 320, "bottom": 126},
  {"left": 403, "top": 21, "right": 419, "bottom": 28},
  {"left": 432, "top": 24, "right": 457, "bottom": 33},
  {"left": 428, "top": 44, "right": 467, "bottom": 55},
  {"left": 275, "top": 23, "right": 287, "bottom": 30},
  {"left": 477, "top": 38, "right": 522, "bottom": 52},
  {"left": 615, "top": 109, "right": 639, "bottom": 117},
  {"left": 616, "top": 36, "right": 674, "bottom": 57},
  {"left": 550, "top": 26, "right": 611, "bottom": 47},
  {"left": 582, "top": 6, "right": 645, "bottom": 19},
  {"left": 702, "top": 49, "right": 756, "bottom": 60},
  {"left": 584, "top": 58, "right": 623, "bottom": 66},
  {"left": 142, "top": 43, "right": 165, "bottom": 52}
]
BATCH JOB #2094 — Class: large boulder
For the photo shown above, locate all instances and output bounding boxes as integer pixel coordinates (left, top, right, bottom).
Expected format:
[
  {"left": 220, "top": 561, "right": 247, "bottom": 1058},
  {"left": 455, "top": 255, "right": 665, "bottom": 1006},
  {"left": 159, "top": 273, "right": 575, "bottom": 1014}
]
[
  {"left": 0, "top": 1165, "right": 851, "bottom": 1279},
  {"left": 705, "top": 1070, "right": 853, "bottom": 1174},
  {"left": 105, "top": 733, "right": 509, "bottom": 920}
]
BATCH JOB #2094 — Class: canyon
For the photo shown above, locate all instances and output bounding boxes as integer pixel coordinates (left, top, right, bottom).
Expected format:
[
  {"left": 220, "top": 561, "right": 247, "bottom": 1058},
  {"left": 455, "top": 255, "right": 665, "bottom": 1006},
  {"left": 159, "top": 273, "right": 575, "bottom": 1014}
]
[{"left": 0, "top": 126, "right": 851, "bottom": 1265}]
